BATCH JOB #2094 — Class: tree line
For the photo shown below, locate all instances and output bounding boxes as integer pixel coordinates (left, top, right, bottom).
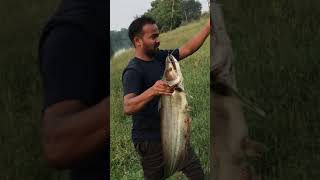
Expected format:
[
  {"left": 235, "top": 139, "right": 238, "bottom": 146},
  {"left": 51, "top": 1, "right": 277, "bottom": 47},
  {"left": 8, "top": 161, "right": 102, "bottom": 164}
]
[{"left": 145, "top": 0, "right": 203, "bottom": 32}]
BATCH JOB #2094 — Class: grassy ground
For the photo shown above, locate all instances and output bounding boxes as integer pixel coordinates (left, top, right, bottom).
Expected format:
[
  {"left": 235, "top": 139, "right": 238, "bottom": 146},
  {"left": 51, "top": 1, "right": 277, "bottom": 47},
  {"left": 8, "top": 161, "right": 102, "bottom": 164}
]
[
  {"left": 0, "top": 0, "right": 69, "bottom": 179},
  {"left": 110, "top": 17, "right": 210, "bottom": 179},
  {"left": 220, "top": 0, "right": 320, "bottom": 179}
]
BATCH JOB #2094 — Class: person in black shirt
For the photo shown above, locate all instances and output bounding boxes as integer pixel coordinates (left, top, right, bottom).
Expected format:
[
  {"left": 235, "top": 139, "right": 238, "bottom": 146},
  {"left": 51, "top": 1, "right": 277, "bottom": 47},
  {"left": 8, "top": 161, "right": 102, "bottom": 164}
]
[
  {"left": 122, "top": 16, "right": 210, "bottom": 179},
  {"left": 38, "top": 0, "right": 109, "bottom": 179}
]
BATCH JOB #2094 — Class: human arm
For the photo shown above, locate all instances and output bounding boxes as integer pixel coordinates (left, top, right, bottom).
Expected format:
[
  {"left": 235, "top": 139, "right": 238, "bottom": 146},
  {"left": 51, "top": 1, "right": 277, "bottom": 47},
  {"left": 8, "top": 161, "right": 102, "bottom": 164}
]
[
  {"left": 123, "top": 80, "right": 173, "bottom": 115},
  {"left": 179, "top": 20, "right": 211, "bottom": 60},
  {"left": 42, "top": 97, "right": 109, "bottom": 169},
  {"left": 39, "top": 25, "right": 109, "bottom": 169}
]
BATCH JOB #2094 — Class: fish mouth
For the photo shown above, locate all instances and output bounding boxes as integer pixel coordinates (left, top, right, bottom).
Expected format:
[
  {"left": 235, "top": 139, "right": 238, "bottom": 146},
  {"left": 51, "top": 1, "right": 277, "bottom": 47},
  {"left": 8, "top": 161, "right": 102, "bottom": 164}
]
[
  {"left": 164, "top": 69, "right": 181, "bottom": 87},
  {"left": 169, "top": 56, "right": 177, "bottom": 70},
  {"left": 165, "top": 61, "right": 180, "bottom": 86},
  {"left": 166, "top": 78, "right": 181, "bottom": 87}
]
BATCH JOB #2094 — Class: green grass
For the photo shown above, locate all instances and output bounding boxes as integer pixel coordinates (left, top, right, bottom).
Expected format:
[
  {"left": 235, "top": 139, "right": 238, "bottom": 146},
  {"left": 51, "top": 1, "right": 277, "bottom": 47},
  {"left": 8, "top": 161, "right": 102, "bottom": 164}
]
[
  {"left": 110, "top": 17, "right": 210, "bottom": 179},
  {"left": 220, "top": 0, "right": 320, "bottom": 179},
  {"left": 0, "top": 0, "right": 69, "bottom": 179}
]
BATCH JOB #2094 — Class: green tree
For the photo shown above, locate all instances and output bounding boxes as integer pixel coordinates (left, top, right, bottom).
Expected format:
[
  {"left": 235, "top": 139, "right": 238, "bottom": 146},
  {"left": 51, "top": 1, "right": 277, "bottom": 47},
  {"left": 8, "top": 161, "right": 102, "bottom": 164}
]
[
  {"left": 181, "top": 0, "right": 202, "bottom": 23},
  {"left": 144, "top": 0, "right": 183, "bottom": 32},
  {"left": 144, "top": 0, "right": 203, "bottom": 32},
  {"left": 110, "top": 28, "right": 132, "bottom": 58}
]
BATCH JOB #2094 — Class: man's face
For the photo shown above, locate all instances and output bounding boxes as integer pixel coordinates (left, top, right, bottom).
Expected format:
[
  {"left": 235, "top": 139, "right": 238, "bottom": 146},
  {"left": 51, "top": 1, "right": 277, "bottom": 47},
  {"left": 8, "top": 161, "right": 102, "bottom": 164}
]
[{"left": 136, "top": 23, "right": 160, "bottom": 57}]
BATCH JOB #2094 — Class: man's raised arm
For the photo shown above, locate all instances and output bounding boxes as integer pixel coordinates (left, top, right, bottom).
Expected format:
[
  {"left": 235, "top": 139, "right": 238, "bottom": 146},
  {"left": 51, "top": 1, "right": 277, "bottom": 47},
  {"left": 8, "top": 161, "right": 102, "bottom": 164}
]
[{"left": 179, "top": 20, "right": 211, "bottom": 60}]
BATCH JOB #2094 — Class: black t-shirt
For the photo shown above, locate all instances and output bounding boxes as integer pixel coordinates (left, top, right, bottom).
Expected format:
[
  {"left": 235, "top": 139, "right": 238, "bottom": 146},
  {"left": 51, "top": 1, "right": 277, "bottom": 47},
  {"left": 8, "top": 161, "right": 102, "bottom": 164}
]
[
  {"left": 38, "top": 0, "right": 109, "bottom": 179},
  {"left": 122, "top": 49, "right": 179, "bottom": 143},
  {"left": 40, "top": 0, "right": 107, "bottom": 44}
]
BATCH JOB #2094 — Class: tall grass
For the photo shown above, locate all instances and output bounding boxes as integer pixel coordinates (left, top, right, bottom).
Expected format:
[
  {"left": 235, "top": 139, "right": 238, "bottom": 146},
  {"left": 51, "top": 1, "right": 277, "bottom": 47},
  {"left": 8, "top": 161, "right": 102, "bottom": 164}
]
[
  {"left": 0, "top": 0, "right": 69, "bottom": 179},
  {"left": 220, "top": 0, "right": 320, "bottom": 179},
  {"left": 110, "top": 17, "right": 210, "bottom": 179}
]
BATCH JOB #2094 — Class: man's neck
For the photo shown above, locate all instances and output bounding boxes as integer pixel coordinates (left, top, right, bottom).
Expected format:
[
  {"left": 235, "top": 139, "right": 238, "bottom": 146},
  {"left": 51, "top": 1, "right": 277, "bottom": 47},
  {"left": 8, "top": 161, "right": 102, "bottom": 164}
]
[{"left": 135, "top": 50, "right": 153, "bottom": 61}]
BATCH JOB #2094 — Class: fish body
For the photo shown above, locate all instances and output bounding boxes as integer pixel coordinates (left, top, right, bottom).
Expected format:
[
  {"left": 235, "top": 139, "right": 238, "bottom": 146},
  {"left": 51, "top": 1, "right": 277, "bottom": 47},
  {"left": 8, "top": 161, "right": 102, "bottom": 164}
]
[
  {"left": 160, "top": 55, "right": 191, "bottom": 178},
  {"left": 210, "top": 1, "right": 267, "bottom": 180}
]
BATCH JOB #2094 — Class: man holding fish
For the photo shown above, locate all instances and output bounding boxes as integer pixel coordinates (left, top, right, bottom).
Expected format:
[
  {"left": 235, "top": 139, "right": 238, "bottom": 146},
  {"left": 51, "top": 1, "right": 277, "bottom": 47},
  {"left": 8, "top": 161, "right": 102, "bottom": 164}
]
[{"left": 122, "top": 16, "right": 210, "bottom": 179}]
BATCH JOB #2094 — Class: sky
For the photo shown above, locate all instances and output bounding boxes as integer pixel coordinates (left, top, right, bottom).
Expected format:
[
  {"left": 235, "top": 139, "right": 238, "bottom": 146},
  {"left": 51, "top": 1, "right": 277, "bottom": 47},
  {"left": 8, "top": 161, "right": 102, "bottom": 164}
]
[{"left": 110, "top": 0, "right": 209, "bottom": 31}]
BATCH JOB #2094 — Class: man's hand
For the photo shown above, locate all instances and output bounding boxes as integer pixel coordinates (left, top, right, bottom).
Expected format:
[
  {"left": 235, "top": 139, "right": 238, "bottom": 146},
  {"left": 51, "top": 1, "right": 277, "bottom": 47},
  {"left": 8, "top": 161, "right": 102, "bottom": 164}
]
[{"left": 151, "top": 80, "right": 174, "bottom": 96}]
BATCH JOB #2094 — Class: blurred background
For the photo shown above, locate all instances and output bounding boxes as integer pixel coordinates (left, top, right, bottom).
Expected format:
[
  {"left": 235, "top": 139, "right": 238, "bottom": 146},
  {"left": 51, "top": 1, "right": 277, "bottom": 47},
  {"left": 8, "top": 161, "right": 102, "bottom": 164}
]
[
  {"left": 220, "top": 0, "right": 320, "bottom": 179},
  {"left": 0, "top": 0, "right": 69, "bottom": 179}
]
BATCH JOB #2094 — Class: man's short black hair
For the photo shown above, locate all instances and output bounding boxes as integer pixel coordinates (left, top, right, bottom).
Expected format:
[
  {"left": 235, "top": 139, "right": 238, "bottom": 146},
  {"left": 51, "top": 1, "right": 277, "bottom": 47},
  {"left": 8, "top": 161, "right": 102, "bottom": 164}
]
[{"left": 128, "top": 16, "right": 156, "bottom": 45}]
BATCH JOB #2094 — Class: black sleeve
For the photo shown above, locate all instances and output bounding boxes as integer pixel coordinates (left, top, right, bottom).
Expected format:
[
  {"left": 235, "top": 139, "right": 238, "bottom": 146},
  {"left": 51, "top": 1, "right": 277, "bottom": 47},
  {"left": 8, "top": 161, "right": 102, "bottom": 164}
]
[
  {"left": 40, "top": 25, "right": 98, "bottom": 109},
  {"left": 122, "top": 69, "right": 143, "bottom": 96}
]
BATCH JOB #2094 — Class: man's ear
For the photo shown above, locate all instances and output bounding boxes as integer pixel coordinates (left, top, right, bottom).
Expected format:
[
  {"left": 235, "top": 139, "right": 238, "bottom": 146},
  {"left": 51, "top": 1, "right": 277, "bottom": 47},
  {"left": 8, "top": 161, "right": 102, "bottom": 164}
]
[{"left": 134, "top": 36, "right": 142, "bottom": 47}]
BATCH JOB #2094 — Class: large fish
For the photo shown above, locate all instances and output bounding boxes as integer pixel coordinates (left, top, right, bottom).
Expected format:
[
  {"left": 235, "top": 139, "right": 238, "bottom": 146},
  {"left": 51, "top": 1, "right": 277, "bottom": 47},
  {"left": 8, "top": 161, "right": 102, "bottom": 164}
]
[
  {"left": 160, "top": 54, "right": 191, "bottom": 179},
  {"left": 210, "top": 1, "right": 267, "bottom": 180}
]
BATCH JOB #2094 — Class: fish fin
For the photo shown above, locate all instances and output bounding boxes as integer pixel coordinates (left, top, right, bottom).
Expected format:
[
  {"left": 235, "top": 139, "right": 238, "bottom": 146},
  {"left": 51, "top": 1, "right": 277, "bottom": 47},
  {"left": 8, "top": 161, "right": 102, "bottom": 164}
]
[
  {"left": 166, "top": 76, "right": 181, "bottom": 87},
  {"left": 186, "top": 106, "right": 192, "bottom": 112},
  {"left": 229, "top": 87, "right": 267, "bottom": 119},
  {"left": 186, "top": 93, "right": 194, "bottom": 99},
  {"left": 175, "top": 86, "right": 184, "bottom": 92},
  {"left": 184, "top": 105, "right": 192, "bottom": 113},
  {"left": 213, "top": 81, "right": 267, "bottom": 119}
]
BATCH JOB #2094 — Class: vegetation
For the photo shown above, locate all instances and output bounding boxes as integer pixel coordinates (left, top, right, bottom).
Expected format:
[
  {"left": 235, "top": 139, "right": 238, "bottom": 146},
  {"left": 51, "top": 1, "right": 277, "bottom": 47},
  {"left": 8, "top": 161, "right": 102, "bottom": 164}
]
[
  {"left": 0, "top": 0, "right": 69, "bottom": 179},
  {"left": 220, "top": 0, "right": 320, "bottom": 179},
  {"left": 110, "top": 28, "right": 132, "bottom": 58},
  {"left": 144, "top": 0, "right": 203, "bottom": 32}
]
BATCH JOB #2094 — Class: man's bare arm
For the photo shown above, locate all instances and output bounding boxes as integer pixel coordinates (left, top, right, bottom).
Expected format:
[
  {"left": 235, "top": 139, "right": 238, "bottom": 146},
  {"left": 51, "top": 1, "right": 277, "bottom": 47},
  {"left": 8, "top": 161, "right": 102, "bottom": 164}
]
[
  {"left": 42, "top": 97, "right": 109, "bottom": 169},
  {"left": 124, "top": 80, "right": 173, "bottom": 115},
  {"left": 179, "top": 20, "right": 211, "bottom": 60}
]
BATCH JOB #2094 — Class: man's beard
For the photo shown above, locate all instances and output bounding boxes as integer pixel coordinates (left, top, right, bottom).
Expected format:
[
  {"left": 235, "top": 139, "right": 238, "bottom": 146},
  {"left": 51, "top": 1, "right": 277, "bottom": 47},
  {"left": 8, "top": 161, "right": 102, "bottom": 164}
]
[
  {"left": 145, "top": 46, "right": 159, "bottom": 58},
  {"left": 143, "top": 40, "right": 160, "bottom": 58}
]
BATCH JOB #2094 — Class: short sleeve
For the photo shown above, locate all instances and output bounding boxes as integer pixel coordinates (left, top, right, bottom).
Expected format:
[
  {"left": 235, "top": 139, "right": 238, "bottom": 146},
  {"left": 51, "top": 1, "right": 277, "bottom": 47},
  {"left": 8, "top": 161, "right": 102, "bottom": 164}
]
[
  {"left": 122, "top": 69, "right": 143, "bottom": 96},
  {"left": 40, "top": 25, "right": 99, "bottom": 109}
]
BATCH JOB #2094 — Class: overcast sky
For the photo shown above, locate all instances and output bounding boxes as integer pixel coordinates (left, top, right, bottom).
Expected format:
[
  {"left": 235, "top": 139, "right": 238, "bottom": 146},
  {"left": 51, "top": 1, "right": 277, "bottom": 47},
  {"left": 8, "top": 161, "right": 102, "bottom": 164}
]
[{"left": 110, "top": 0, "right": 209, "bottom": 31}]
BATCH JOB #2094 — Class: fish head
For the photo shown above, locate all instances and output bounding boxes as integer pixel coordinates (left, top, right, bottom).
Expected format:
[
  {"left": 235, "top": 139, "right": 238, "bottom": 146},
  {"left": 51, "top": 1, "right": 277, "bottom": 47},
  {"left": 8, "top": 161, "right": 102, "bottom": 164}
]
[{"left": 164, "top": 56, "right": 181, "bottom": 87}]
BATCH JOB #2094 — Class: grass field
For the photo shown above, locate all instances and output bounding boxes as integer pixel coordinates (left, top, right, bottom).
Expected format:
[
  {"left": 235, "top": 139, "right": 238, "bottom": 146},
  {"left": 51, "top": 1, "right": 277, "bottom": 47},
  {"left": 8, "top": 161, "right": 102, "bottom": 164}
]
[
  {"left": 220, "top": 0, "right": 320, "bottom": 179},
  {"left": 0, "top": 0, "right": 69, "bottom": 179},
  {"left": 110, "top": 17, "right": 210, "bottom": 179}
]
